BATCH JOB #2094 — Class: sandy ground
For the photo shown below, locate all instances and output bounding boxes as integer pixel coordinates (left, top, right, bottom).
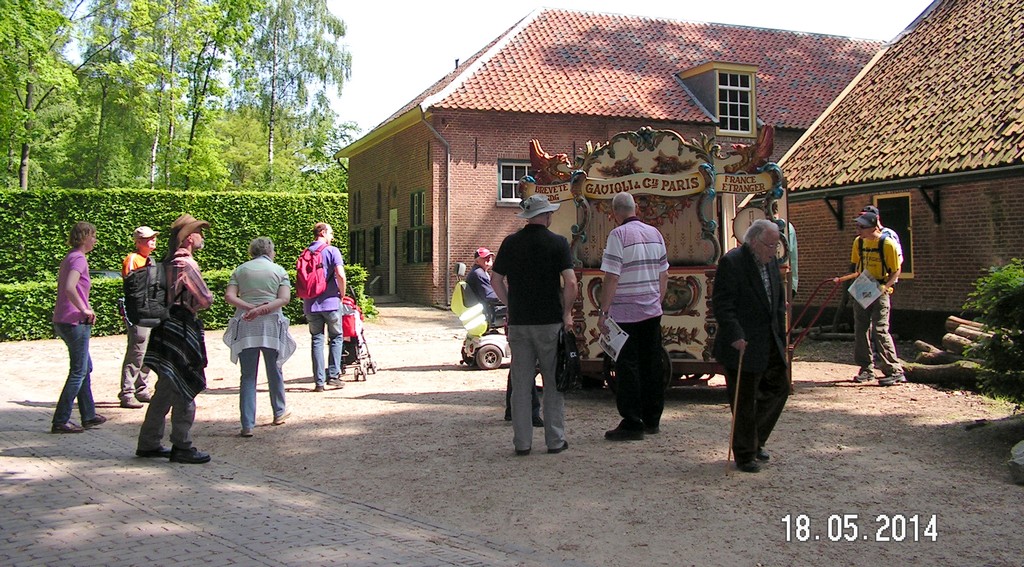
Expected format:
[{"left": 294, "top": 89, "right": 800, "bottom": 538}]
[{"left": 5, "top": 304, "right": 1024, "bottom": 566}]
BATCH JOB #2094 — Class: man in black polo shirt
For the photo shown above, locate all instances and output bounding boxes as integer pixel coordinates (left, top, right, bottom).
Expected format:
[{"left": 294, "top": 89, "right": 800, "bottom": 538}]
[{"left": 492, "top": 194, "right": 577, "bottom": 456}]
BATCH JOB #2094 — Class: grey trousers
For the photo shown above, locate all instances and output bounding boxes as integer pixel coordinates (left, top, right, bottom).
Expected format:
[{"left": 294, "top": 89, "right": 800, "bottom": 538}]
[
  {"left": 508, "top": 323, "right": 566, "bottom": 451},
  {"left": 853, "top": 292, "right": 903, "bottom": 376},
  {"left": 120, "top": 324, "right": 151, "bottom": 400},
  {"left": 137, "top": 376, "right": 196, "bottom": 451}
]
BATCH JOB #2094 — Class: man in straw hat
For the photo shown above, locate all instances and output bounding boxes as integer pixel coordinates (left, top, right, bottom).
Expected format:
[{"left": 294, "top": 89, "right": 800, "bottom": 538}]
[
  {"left": 491, "top": 194, "right": 577, "bottom": 456},
  {"left": 712, "top": 219, "right": 789, "bottom": 473},
  {"left": 118, "top": 226, "right": 160, "bottom": 408},
  {"left": 135, "top": 214, "right": 215, "bottom": 464}
]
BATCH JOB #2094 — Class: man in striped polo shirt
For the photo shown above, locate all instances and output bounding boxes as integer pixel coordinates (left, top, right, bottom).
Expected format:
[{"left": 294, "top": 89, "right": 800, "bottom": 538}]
[{"left": 598, "top": 192, "right": 669, "bottom": 441}]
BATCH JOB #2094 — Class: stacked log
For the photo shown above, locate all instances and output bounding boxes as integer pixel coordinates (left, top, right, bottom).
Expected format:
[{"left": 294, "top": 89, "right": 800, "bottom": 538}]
[{"left": 905, "top": 316, "right": 986, "bottom": 387}]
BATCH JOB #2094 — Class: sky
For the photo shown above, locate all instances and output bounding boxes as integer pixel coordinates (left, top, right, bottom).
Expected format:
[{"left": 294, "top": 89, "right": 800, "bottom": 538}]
[{"left": 325, "top": 0, "right": 937, "bottom": 138}]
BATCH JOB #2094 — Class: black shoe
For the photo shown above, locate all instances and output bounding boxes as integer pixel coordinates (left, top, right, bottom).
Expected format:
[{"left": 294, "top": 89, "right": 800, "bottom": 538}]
[
  {"left": 756, "top": 447, "right": 770, "bottom": 461},
  {"left": 532, "top": 417, "right": 544, "bottom": 428},
  {"left": 515, "top": 448, "right": 531, "bottom": 456},
  {"left": 82, "top": 414, "right": 108, "bottom": 429},
  {"left": 547, "top": 441, "right": 569, "bottom": 454},
  {"left": 169, "top": 446, "right": 211, "bottom": 464},
  {"left": 605, "top": 426, "right": 644, "bottom": 441},
  {"left": 644, "top": 426, "right": 660, "bottom": 435},
  {"left": 503, "top": 411, "right": 512, "bottom": 421},
  {"left": 136, "top": 447, "right": 172, "bottom": 458},
  {"left": 737, "top": 460, "right": 761, "bottom": 473}
]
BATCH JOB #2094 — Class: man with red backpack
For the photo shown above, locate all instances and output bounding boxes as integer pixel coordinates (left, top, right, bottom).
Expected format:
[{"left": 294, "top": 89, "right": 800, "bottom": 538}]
[{"left": 297, "top": 222, "right": 346, "bottom": 392}]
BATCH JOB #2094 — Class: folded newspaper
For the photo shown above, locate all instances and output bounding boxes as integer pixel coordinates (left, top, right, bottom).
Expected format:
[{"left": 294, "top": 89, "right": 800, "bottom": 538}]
[
  {"left": 848, "top": 270, "right": 883, "bottom": 309},
  {"left": 598, "top": 316, "right": 629, "bottom": 362}
]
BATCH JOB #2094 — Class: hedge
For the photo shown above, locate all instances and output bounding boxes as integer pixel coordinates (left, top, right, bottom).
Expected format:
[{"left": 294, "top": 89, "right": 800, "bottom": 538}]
[
  {"left": 0, "top": 264, "right": 375, "bottom": 342},
  {"left": 0, "top": 188, "right": 349, "bottom": 282}
]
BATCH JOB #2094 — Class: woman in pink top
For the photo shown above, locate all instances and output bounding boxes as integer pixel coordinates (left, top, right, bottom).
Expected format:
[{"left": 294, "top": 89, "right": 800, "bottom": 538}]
[{"left": 51, "top": 222, "right": 106, "bottom": 433}]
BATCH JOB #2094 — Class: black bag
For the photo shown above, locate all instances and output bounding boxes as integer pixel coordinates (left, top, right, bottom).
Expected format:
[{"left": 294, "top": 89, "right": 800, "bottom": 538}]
[
  {"left": 555, "top": 329, "right": 581, "bottom": 393},
  {"left": 122, "top": 262, "right": 172, "bottom": 327}
]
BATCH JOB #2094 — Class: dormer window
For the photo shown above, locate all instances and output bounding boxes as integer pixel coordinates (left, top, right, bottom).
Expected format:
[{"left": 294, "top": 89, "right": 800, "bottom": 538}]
[
  {"left": 678, "top": 62, "right": 758, "bottom": 138},
  {"left": 718, "top": 71, "right": 752, "bottom": 134}
]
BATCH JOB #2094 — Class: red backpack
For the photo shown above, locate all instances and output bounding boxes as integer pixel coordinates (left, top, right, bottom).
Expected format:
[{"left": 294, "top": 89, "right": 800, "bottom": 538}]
[{"left": 296, "top": 244, "right": 329, "bottom": 299}]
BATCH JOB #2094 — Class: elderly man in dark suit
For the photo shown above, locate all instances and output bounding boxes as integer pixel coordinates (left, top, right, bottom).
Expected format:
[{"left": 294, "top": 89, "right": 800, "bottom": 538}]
[{"left": 712, "top": 219, "right": 789, "bottom": 473}]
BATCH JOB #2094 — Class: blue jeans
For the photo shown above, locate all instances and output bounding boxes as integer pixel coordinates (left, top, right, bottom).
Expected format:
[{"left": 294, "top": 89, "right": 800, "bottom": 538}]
[
  {"left": 53, "top": 322, "right": 96, "bottom": 425},
  {"left": 238, "top": 347, "right": 287, "bottom": 430},
  {"left": 307, "top": 309, "right": 343, "bottom": 386}
]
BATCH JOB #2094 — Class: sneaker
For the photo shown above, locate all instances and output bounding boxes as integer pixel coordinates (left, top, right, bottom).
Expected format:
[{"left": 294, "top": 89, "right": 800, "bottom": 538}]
[
  {"left": 51, "top": 422, "right": 84, "bottom": 434},
  {"left": 240, "top": 428, "right": 254, "bottom": 437},
  {"left": 853, "top": 369, "right": 875, "bottom": 383},
  {"left": 272, "top": 410, "right": 291, "bottom": 426},
  {"left": 135, "top": 393, "right": 152, "bottom": 403},
  {"left": 83, "top": 414, "right": 108, "bottom": 429},
  {"left": 313, "top": 384, "right": 325, "bottom": 392},
  {"left": 120, "top": 399, "right": 144, "bottom": 409},
  {"left": 879, "top": 373, "right": 907, "bottom": 386},
  {"left": 169, "top": 446, "right": 211, "bottom": 464}
]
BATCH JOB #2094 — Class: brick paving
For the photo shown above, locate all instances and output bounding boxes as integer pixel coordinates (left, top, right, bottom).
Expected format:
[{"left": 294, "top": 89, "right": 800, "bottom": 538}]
[{"left": 0, "top": 399, "right": 587, "bottom": 567}]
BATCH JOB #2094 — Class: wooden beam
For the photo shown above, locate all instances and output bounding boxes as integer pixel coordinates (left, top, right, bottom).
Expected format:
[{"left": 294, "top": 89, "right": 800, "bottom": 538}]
[
  {"left": 918, "top": 187, "right": 941, "bottom": 223},
  {"left": 824, "top": 196, "right": 845, "bottom": 229}
]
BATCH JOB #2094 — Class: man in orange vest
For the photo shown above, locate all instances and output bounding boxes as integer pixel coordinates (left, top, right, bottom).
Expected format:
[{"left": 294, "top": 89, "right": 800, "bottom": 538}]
[{"left": 119, "top": 226, "right": 159, "bottom": 408}]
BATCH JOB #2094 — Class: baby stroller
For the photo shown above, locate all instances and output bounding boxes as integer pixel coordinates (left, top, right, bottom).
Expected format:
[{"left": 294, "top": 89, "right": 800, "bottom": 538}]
[{"left": 342, "top": 295, "right": 377, "bottom": 381}]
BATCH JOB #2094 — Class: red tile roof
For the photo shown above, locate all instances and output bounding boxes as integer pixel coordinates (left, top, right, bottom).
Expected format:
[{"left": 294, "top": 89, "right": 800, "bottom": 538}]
[
  {"left": 377, "top": 9, "right": 881, "bottom": 131},
  {"left": 782, "top": 0, "right": 1024, "bottom": 191}
]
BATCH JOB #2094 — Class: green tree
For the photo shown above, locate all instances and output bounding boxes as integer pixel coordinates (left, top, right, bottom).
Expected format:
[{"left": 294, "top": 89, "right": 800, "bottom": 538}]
[
  {"left": 178, "top": 0, "right": 260, "bottom": 189},
  {"left": 233, "top": 0, "right": 350, "bottom": 184},
  {"left": 0, "top": 0, "right": 77, "bottom": 189}
]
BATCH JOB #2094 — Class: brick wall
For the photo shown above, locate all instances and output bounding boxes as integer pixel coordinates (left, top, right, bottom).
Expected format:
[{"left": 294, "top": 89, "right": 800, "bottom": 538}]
[
  {"left": 790, "top": 175, "right": 1024, "bottom": 333},
  {"left": 349, "top": 109, "right": 806, "bottom": 306}
]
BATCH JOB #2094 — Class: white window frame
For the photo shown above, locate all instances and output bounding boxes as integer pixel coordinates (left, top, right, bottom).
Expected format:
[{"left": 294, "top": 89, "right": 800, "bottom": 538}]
[
  {"left": 718, "top": 70, "right": 753, "bottom": 136},
  {"left": 498, "top": 161, "right": 529, "bottom": 204}
]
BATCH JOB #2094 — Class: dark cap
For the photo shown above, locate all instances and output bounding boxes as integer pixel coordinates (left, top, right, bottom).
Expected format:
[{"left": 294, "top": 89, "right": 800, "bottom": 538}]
[{"left": 855, "top": 212, "right": 878, "bottom": 229}]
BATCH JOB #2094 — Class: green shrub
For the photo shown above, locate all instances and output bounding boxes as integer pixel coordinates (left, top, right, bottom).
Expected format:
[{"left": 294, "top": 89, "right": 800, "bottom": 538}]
[
  {"left": 0, "top": 263, "right": 374, "bottom": 342},
  {"left": 964, "top": 258, "right": 1024, "bottom": 404},
  {"left": 0, "top": 188, "right": 348, "bottom": 283}
]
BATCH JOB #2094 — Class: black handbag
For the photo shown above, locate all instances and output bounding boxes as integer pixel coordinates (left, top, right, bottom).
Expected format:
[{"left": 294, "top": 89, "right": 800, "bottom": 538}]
[{"left": 555, "top": 329, "right": 581, "bottom": 392}]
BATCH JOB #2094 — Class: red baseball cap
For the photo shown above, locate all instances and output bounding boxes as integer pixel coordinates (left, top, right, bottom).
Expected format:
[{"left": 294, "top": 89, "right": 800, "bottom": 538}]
[{"left": 474, "top": 247, "right": 494, "bottom": 258}]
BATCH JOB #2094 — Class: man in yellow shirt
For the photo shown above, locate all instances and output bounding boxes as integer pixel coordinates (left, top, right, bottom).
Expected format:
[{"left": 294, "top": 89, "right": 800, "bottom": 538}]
[
  {"left": 119, "top": 226, "right": 159, "bottom": 408},
  {"left": 843, "top": 212, "right": 904, "bottom": 386}
]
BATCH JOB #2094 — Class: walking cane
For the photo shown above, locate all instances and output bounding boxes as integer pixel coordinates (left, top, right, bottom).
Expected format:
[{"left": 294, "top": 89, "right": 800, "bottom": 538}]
[{"left": 726, "top": 343, "right": 747, "bottom": 471}]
